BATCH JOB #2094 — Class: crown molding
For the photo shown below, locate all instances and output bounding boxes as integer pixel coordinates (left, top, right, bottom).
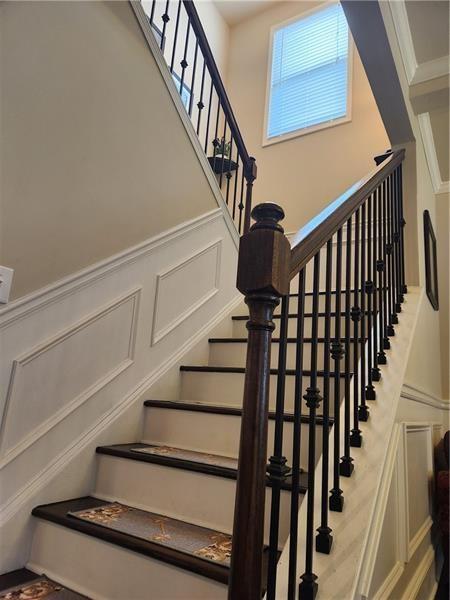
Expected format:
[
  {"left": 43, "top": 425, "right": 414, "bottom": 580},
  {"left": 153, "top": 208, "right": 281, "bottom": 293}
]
[
  {"left": 412, "top": 55, "right": 450, "bottom": 86},
  {"left": 418, "top": 112, "right": 450, "bottom": 195}
]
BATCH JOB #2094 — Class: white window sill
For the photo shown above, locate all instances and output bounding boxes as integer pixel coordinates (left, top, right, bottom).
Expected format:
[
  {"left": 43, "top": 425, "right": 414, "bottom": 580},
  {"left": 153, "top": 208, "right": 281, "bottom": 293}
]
[{"left": 262, "top": 113, "right": 352, "bottom": 148}]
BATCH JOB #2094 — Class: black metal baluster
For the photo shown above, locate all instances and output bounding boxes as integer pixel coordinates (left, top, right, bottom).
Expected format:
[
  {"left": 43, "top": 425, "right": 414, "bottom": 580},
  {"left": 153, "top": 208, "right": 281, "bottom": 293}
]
[
  {"left": 195, "top": 61, "right": 206, "bottom": 135},
  {"left": 393, "top": 169, "right": 403, "bottom": 313},
  {"left": 358, "top": 202, "right": 369, "bottom": 422},
  {"left": 371, "top": 186, "right": 381, "bottom": 383},
  {"left": 179, "top": 19, "right": 191, "bottom": 94},
  {"left": 224, "top": 137, "right": 234, "bottom": 205},
  {"left": 365, "top": 193, "right": 376, "bottom": 400},
  {"left": 149, "top": 0, "right": 156, "bottom": 25},
  {"left": 169, "top": 0, "right": 182, "bottom": 73},
  {"left": 330, "top": 228, "right": 345, "bottom": 506},
  {"left": 238, "top": 168, "right": 245, "bottom": 233},
  {"left": 160, "top": 1, "right": 171, "bottom": 52},
  {"left": 377, "top": 183, "right": 387, "bottom": 365},
  {"left": 232, "top": 155, "right": 240, "bottom": 220},
  {"left": 267, "top": 295, "right": 290, "bottom": 600},
  {"left": 316, "top": 240, "right": 333, "bottom": 553},
  {"left": 386, "top": 175, "right": 396, "bottom": 336},
  {"left": 299, "top": 254, "right": 322, "bottom": 600},
  {"left": 288, "top": 269, "right": 306, "bottom": 600},
  {"left": 340, "top": 218, "right": 354, "bottom": 476},
  {"left": 243, "top": 157, "right": 257, "bottom": 234},
  {"left": 219, "top": 119, "right": 228, "bottom": 188},
  {"left": 203, "top": 80, "right": 214, "bottom": 153},
  {"left": 399, "top": 164, "right": 407, "bottom": 296},
  {"left": 211, "top": 99, "right": 221, "bottom": 172},
  {"left": 188, "top": 39, "right": 198, "bottom": 117},
  {"left": 350, "top": 209, "right": 362, "bottom": 447}
]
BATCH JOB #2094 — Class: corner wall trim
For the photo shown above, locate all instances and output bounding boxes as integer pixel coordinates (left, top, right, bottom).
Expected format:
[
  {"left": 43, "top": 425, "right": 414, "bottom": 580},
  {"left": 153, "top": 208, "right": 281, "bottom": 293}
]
[{"left": 418, "top": 113, "right": 450, "bottom": 196}]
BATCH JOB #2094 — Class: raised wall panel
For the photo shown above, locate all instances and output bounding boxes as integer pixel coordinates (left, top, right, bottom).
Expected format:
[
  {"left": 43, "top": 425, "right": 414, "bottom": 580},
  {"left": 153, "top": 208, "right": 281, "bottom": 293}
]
[
  {"left": 0, "top": 290, "right": 140, "bottom": 464},
  {"left": 151, "top": 239, "right": 221, "bottom": 345}
]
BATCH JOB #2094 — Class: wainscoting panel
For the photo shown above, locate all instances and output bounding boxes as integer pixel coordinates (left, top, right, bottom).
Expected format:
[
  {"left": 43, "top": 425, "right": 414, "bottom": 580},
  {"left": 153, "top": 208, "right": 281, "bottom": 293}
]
[
  {"left": 0, "top": 208, "right": 240, "bottom": 572},
  {"left": 0, "top": 289, "right": 140, "bottom": 465}
]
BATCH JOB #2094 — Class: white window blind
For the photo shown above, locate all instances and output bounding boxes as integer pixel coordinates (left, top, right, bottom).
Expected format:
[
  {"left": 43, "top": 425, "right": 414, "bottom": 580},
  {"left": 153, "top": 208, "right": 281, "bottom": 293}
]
[{"left": 267, "top": 3, "right": 350, "bottom": 139}]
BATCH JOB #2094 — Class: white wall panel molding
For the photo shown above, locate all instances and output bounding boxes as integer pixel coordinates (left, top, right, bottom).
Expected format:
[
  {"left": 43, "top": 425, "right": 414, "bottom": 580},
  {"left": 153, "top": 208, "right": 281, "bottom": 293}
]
[
  {"left": 151, "top": 239, "right": 222, "bottom": 345},
  {"left": 372, "top": 562, "right": 404, "bottom": 600},
  {"left": 418, "top": 113, "right": 450, "bottom": 195},
  {"left": 402, "top": 545, "right": 435, "bottom": 600},
  {"left": 0, "top": 288, "right": 141, "bottom": 468},
  {"left": 413, "top": 55, "right": 450, "bottom": 86},
  {"left": 401, "top": 382, "right": 450, "bottom": 411},
  {"left": 0, "top": 208, "right": 223, "bottom": 329}
]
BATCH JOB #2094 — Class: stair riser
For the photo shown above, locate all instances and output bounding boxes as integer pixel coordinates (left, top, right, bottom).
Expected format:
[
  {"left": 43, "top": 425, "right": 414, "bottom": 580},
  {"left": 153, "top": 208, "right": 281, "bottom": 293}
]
[
  {"left": 29, "top": 520, "right": 227, "bottom": 599},
  {"left": 209, "top": 342, "right": 354, "bottom": 370},
  {"left": 142, "top": 407, "right": 326, "bottom": 471},
  {"left": 232, "top": 315, "right": 356, "bottom": 338},
  {"left": 94, "top": 455, "right": 295, "bottom": 546},
  {"left": 180, "top": 371, "right": 345, "bottom": 415}
]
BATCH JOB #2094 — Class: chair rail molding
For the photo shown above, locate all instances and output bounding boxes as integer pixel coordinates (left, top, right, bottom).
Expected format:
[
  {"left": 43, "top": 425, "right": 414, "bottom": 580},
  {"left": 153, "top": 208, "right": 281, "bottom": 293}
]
[{"left": 401, "top": 382, "right": 450, "bottom": 410}]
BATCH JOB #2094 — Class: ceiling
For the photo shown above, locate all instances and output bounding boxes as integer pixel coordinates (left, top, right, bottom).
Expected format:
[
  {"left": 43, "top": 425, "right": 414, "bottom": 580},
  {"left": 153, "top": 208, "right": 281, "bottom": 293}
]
[{"left": 213, "top": 0, "right": 280, "bottom": 26}]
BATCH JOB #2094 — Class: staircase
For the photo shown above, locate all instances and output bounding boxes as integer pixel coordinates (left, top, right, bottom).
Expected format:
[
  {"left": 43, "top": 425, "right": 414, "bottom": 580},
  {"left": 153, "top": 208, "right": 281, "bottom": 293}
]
[{"left": 0, "top": 2, "right": 413, "bottom": 599}]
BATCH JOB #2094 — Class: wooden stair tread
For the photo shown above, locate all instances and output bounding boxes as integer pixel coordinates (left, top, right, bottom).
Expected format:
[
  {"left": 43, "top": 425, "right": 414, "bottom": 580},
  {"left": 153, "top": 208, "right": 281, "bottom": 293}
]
[
  {"left": 32, "top": 497, "right": 231, "bottom": 585},
  {"left": 96, "top": 444, "right": 308, "bottom": 492},
  {"left": 0, "top": 569, "right": 87, "bottom": 598},
  {"left": 180, "top": 365, "right": 349, "bottom": 377},
  {"left": 0, "top": 569, "right": 40, "bottom": 591},
  {"left": 143, "top": 399, "right": 334, "bottom": 426}
]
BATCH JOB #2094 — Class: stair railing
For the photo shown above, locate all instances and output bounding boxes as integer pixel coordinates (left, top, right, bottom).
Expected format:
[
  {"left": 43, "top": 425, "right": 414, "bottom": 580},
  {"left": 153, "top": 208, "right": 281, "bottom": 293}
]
[
  {"left": 228, "top": 149, "right": 406, "bottom": 599},
  {"left": 144, "top": 0, "right": 257, "bottom": 234}
]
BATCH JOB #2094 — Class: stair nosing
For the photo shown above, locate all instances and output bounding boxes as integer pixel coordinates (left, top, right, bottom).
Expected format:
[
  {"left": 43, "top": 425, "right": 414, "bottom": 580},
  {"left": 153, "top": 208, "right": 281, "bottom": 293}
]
[
  {"left": 143, "top": 399, "right": 334, "bottom": 426},
  {"left": 32, "top": 496, "right": 230, "bottom": 585},
  {"left": 208, "top": 337, "right": 366, "bottom": 344},
  {"left": 232, "top": 311, "right": 371, "bottom": 320},
  {"left": 96, "top": 444, "right": 308, "bottom": 493}
]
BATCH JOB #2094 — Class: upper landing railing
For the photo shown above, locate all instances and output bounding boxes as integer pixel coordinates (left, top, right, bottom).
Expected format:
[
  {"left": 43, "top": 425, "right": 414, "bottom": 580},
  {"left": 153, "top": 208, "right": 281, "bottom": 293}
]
[
  {"left": 144, "top": 0, "right": 257, "bottom": 234},
  {"left": 228, "top": 149, "right": 407, "bottom": 599}
]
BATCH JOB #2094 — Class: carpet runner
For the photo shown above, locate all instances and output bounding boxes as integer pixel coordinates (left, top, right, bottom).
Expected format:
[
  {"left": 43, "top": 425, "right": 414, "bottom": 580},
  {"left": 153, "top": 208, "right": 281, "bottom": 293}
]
[
  {"left": 0, "top": 577, "right": 88, "bottom": 599},
  {"left": 131, "top": 445, "right": 238, "bottom": 469},
  {"left": 69, "top": 503, "right": 232, "bottom": 565}
]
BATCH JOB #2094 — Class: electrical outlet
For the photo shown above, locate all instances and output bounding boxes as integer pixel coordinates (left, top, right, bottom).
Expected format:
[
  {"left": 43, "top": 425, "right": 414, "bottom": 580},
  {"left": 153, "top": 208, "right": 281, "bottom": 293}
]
[{"left": 0, "top": 266, "right": 14, "bottom": 304}]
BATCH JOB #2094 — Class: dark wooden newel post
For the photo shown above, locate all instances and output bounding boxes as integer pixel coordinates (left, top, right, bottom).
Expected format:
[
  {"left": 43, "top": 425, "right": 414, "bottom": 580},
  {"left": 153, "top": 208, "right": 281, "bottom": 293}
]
[{"left": 228, "top": 203, "right": 290, "bottom": 600}]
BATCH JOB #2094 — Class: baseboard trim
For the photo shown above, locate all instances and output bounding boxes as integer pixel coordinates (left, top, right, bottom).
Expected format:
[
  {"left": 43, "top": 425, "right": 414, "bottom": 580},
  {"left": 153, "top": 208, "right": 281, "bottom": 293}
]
[
  {"left": 0, "top": 293, "right": 242, "bottom": 525},
  {"left": 401, "top": 383, "right": 450, "bottom": 411},
  {"left": 0, "top": 208, "right": 223, "bottom": 328}
]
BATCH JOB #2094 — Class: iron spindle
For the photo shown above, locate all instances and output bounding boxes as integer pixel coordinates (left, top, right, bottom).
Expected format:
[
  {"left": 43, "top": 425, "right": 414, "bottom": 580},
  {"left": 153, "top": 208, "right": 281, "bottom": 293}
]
[
  {"left": 160, "top": 1, "right": 171, "bottom": 52},
  {"left": 224, "top": 137, "right": 234, "bottom": 205},
  {"left": 371, "top": 186, "right": 381, "bottom": 382},
  {"left": 399, "top": 164, "right": 407, "bottom": 295},
  {"left": 386, "top": 176, "right": 396, "bottom": 334},
  {"left": 377, "top": 182, "right": 387, "bottom": 364},
  {"left": 350, "top": 209, "right": 362, "bottom": 447},
  {"left": 219, "top": 119, "right": 228, "bottom": 188},
  {"left": 243, "top": 157, "right": 257, "bottom": 234},
  {"left": 238, "top": 167, "right": 245, "bottom": 234},
  {"left": 365, "top": 194, "right": 376, "bottom": 400},
  {"left": 381, "top": 179, "right": 391, "bottom": 349},
  {"left": 340, "top": 218, "right": 354, "bottom": 476},
  {"left": 188, "top": 40, "right": 198, "bottom": 117},
  {"left": 393, "top": 169, "right": 403, "bottom": 312},
  {"left": 169, "top": 0, "right": 182, "bottom": 73},
  {"left": 203, "top": 80, "right": 214, "bottom": 153},
  {"left": 299, "top": 254, "right": 322, "bottom": 600},
  {"left": 358, "top": 202, "right": 369, "bottom": 422},
  {"left": 232, "top": 156, "right": 240, "bottom": 220},
  {"left": 179, "top": 19, "right": 191, "bottom": 96},
  {"left": 330, "top": 228, "right": 345, "bottom": 509},
  {"left": 316, "top": 240, "right": 333, "bottom": 554},
  {"left": 267, "top": 294, "right": 290, "bottom": 600},
  {"left": 288, "top": 270, "right": 306, "bottom": 600},
  {"left": 211, "top": 100, "right": 221, "bottom": 173},
  {"left": 149, "top": 0, "right": 156, "bottom": 25},
  {"left": 195, "top": 61, "right": 206, "bottom": 135}
]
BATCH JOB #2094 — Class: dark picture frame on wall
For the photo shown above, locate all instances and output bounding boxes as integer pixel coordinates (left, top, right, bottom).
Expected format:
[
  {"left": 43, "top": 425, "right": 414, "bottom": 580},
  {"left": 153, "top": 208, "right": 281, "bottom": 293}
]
[{"left": 423, "top": 210, "right": 439, "bottom": 310}]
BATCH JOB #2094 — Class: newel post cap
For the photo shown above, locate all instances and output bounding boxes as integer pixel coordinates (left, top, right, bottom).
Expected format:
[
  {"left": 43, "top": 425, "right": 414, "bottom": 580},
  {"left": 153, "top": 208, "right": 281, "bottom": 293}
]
[{"left": 237, "top": 202, "right": 290, "bottom": 297}]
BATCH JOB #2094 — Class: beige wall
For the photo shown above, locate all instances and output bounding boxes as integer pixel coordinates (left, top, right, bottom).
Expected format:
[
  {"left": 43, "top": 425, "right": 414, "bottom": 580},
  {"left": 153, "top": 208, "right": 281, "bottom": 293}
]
[
  {"left": 0, "top": 1, "right": 222, "bottom": 300},
  {"left": 226, "top": 0, "right": 390, "bottom": 232},
  {"left": 436, "top": 192, "right": 450, "bottom": 399}
]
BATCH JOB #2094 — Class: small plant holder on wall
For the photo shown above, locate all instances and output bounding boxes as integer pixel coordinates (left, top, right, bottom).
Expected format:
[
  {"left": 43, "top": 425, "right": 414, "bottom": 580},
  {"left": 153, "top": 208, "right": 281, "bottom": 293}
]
[
  {"left": 423, "top": 210, "right": 439, "bottom": 310},
  {"left": 208, "top": 137, "right": 238, "bottom": 175}
]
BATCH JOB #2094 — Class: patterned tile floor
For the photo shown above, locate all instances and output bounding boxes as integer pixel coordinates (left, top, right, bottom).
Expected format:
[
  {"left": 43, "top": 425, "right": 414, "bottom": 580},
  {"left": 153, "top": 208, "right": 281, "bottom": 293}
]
[
  {"left": 131, "top": 445, "right": 238, "bottom": 470},
  {"left": 0, "top": 577, "right": 88, "bottom": 599},
  {"left": 69, "top": 503, "right": 232, "bottom": 565}
]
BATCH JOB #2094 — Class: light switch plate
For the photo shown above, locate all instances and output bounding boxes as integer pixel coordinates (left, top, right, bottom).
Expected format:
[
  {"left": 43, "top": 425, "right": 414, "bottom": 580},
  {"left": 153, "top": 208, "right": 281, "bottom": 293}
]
[{"left": 0, "top": 266, "right": 14, "bottom": 304}]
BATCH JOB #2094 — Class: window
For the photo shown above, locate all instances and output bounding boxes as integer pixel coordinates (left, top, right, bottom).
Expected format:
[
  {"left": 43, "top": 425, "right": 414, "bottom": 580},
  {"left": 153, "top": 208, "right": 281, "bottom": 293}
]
[{"left": 265, "top": 2, "right": 352, "bottom": 144}]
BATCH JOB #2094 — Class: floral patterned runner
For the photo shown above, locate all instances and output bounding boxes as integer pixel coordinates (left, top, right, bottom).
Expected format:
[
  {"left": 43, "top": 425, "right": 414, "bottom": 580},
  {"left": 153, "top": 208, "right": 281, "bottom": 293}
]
[
  {"left": 69, "top": 503, "right": 232, "bottom": 566},
  {"left": 131, "top": 445, "right": 238, "bottom": 470},
  {"left": 0, "top": 577, "right": 88, "bottom": 599}
]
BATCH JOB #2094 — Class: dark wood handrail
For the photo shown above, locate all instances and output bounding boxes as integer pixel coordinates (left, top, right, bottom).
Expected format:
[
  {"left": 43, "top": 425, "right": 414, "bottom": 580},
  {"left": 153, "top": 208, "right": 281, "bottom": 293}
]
[
  {"left": 289, "top": 148, "right": 405, "bottom": 279},
  {"left": 182, "top": 0, "right": 254, "bottom": 178}
]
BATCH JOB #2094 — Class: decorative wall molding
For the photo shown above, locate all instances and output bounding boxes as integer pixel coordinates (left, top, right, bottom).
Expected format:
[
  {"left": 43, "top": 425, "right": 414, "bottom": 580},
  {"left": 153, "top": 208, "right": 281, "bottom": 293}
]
[
  {"left": 372, "top": 562, "right": 403, "bottom": 600},
  {"left": 151, "top": 239, "right": 222, "bottom": 345},
  {"left": 130, "top": 1, "right": 240, "bottom": 251},
  {"left": 0, "top": 208, "right": 223, "bottom": 329},
  {"left": 0, "top": 288, "right": 141, "bottom": 468},
  {"left": 401, "top": 382, "right": 450, "bottom": 410},
  {"left": 418, "top": 113, "right": 450, "bottom": 196},
  {"left": 390, "top": 0, "right": 450, "bottom": 86},
  {"left": 402, "top": 545, "right": 435, "bottom": 600},
  {"left": 0, "top": 292, "right": 242, "bottom": 526}
]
